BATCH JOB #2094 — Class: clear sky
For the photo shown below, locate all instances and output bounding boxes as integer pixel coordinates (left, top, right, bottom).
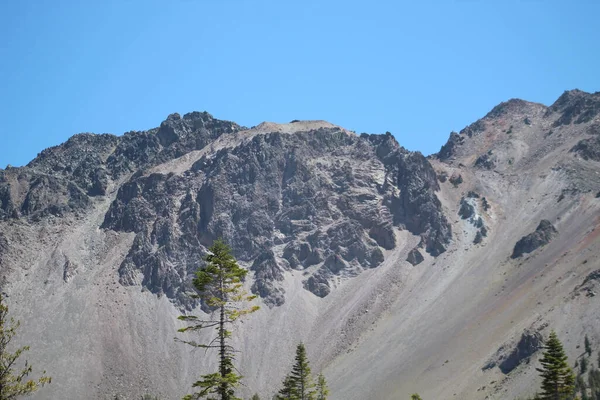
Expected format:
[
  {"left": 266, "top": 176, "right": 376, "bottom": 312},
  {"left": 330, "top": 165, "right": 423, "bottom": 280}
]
[{"left": 1, "top": 0, "right": 599, "bottom": 167}]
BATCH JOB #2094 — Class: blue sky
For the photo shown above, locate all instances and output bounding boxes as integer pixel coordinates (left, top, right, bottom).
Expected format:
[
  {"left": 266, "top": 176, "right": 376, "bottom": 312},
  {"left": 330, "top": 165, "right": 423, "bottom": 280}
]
[{"left": 1, "top": 0, "right": 599, "bottom": 167}]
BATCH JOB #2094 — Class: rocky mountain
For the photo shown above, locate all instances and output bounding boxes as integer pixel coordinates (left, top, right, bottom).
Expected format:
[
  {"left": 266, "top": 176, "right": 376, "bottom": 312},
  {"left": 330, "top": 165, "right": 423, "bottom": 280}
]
[{"left": 1, "top": 89, "right": 599, "bottom": 399}]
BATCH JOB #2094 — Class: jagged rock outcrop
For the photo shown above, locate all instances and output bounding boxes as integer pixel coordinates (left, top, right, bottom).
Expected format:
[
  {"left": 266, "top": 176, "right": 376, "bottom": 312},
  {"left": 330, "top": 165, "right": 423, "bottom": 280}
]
[
  {"left": 98, "top": 126, "right": 451, "bottom": 305},
  {"left": 437, "top": 131, "right": 463, "bottom": 160},
  {"left": 548, "top": 89, "right": 600, "bottom": 126},
  {"left": 449, "top": 173, "right": 463, "bottom": 187},
  {"left": 406, "top": 248, "right": 424, "bottom": 266},
  {"left": 251, "top": 250, "right": 285, "bottom": 307},
  {"left": 485, "top": 99, "right": 531, "bottom": 119},
  {"left": 575, "top": 269, "right": 600, "bottom": 297},
  {"left": 364, "top": 133, "right": 451, "bottom": 256},
  {"left": 474, "top": 151, "right": 496, "bottom": 170},
  {"left": 484, "top": 329, "right": 544, "bottom": 374},
  {"left": 460, "top": 119, "right": 486, "bottom": 138},
  {"left": 511, "top": 220, "right": 558, "bottom": 259},
  {"left": 0, "top": 169, "right": 91, "bottom": 221},
  {"left": 571, "top": 136, "right": 600, "bottom": 161},
  {"left": 458, "top": 198, "right": 476, "bottom": 220},
  {"left": 27, "top": 133, "right": 119, "bottom": 196},
  {"left": 0, "top": 112, "right": 242, "bottom": 223},
  {"left": 458, "top": 194, "right": 488, "bottom": 244}
]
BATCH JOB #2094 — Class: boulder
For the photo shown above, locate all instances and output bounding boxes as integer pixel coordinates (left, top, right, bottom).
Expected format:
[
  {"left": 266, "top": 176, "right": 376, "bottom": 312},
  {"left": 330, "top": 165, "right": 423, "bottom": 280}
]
[{"left": 511, "top": 220, "right": 558, "bottom": 258}]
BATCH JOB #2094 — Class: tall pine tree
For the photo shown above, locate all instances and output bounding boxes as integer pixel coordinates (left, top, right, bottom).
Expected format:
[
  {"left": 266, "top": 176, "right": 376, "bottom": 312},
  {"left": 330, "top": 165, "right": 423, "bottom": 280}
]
[
  {"left": 177, "top": 239, "right": 259, "bottom": 400},
  {"left": 536, "top": 331, "right": 575, "bottom": 400},
  {"left": 0, "top": 294, "right": 51, "bottom": 399},
  {"left": 289, "top": 343, "right": 315, "bottom": 400}
]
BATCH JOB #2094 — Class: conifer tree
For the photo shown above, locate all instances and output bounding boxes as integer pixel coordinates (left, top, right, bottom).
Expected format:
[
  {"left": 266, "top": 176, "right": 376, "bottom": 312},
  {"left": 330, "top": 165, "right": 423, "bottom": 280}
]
[
  {"left": 315, "top": 373, "right": 328, "bottom": 400},
  {"left": 0, "top": 294, "right": 51, "bottom": 399},
  {"left": 411, "top": 394, "right": 423, "bottom": 400},
  {"left": 582, "top": 358, "right": 589, "bottom": 375},
  {"left": 177, "top": 239, "right": 259, "bottom": 400},
  {"left": 536, "top": 331, "right": 575, "bottom": 400},
  {"left": 586, "top": 336, "right": 592, "bottom": 357},
  {"left": 277, "top": 344, "right": 316, "bottom": 400},
  {"left": 275, "top": 375, "right": 296, "bottom": 400},
  {"left": 250, "top": 394, "right": 260, "bottom": 400},
  {"left": 289, "top": 344, "right": 315, "bottom": 400}
]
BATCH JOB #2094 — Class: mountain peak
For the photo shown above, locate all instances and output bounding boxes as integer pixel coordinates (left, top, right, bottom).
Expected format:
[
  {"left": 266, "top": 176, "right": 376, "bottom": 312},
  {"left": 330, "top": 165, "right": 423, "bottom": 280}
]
[{"left": 484, "top": 98, "right": 544, "bottom": 120}]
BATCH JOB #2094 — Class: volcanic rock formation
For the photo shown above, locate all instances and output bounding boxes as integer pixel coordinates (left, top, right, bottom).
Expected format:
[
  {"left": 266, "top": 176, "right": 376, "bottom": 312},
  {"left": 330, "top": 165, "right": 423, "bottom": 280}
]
[{"left": 1, "top": 89, "right": 600, "bottom": 400}]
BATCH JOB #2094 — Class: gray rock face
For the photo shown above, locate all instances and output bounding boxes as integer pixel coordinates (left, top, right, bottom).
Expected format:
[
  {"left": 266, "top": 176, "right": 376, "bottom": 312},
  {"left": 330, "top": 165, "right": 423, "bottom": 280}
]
[
  {"left": 437, "top": 132, "right": 463, "bottom": 160},
  {"left": 364, "top": 134, "right": 452, "bottom": 256},
  {"left": 449, "top": 173, "right": 463, "bottom": 187},
  {"left": 571, "top": 136, "right": 600, "bottom": 161},
  {"left": 573, "top": 270, "right": 600, "bottom": 298},
  {"left": 548, "top": 89, "right": 600, "bottom": 126},
  {"left": 0, "top": 232, "right": 7, "bottom": 263},
  {"left": 458, "top": 198, "right": 476, "bottom": 220},
  {"left": 484, "top": 330, "right": 544, "bottom": 374},
  {"left": 27, "top": 133, "right": 119, "bottom": 196},
  {"left": 406, "top": 248, "right": 424, "bottom": 266},
  {"left": 0, "top": 114, "right": 452, "bottom": 307},
  {"left": 251, "top": 250, "right": 285, "bottom": 307},
  {"left": 511, "top": 220, "right": 558, "bottom": 259},
  {"left": 0, "top": 112, "right": 241, "bottom": 223},
  {"left": 0, "top": 170, "right": 91, "bottom": 221},
  {"left": 100, "top": 127, "right": 451, "bottom": 305},
  {"left": 484, "top": 99, "right": 531, "bottom": 119},
  {"left": 582, "top": 270, "right": 600, "bottom": 285},
  {"left": 474, "top": 152, "right": 496, "bottom": 170},
  {"left": 460, "top": 119, "right": 486, "bottom": 138}
]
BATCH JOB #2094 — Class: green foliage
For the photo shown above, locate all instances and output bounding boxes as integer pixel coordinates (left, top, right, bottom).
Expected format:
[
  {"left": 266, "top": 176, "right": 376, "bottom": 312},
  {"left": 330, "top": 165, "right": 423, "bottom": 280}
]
[
  {"left": 0, "top": 294, "right": 51, "bottom": 399},
  {"left": 315, "top": 373, "right": 328, "bottom": 400},
  {"left": 289, "top": 344, "right": 316, "bottom": 400},
  {"left": 177, "top": 239, "right": 259, "bottom": 400},
  {"left": 277, "top": 344, "right": 316, "bottom": 400},
  {"left": 582, "top": 357, "right": 589, "bottom": 375},
  {"left": 250, "top": 394, "right": 260, "bottom": 400},
  {"left": 585, "top": 336, "right": 592, "bottom": 357},
  {"left": 276, "top": 375, "right": 296, "bottom": 400},
  {"left": 588, "top": 367, "right": 600, "bottom": 399},
  {"left": 577, "top": 373, "right": 590, "bottom": 400},
  {"left": 411, "top": 394, "right": 423, "bottom": 400},
  {"left": 536, "top": 331, "right": 575, "bottom": 400}
]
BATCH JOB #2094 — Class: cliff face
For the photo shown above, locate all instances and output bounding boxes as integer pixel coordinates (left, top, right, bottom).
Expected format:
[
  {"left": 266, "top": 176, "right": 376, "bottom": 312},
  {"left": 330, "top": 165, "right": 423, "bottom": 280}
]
[
  {"left": 1, "top": 90, "right": 600, "bottom": 400},
  {"left": 3, "top": 119, "right": 451, "bottom": 310}
]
